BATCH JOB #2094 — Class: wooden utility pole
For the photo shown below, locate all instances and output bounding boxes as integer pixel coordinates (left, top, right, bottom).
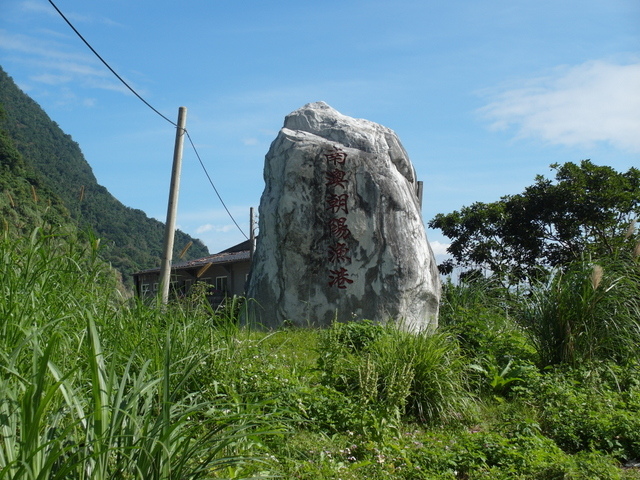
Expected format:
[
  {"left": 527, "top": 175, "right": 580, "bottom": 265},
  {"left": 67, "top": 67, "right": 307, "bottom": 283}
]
[
  {"left": 249, "top": 207, "right": 256, "bottom": 260},
  {"left": 159, "top": 106, "right": 187, "bottom": 304}
]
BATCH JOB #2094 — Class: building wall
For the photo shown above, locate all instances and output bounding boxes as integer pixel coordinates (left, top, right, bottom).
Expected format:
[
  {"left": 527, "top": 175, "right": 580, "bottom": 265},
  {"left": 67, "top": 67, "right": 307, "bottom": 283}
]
[
  {"left": 134, "top": 260, "right": 251, "bottom": 303},
  {"left": 135, "top": 273, "right": 161, "bottom": 297}
]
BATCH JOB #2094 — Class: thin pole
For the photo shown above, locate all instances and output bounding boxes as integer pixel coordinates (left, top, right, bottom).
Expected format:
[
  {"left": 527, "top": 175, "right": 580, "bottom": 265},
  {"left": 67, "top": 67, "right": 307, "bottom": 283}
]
[
  {"left": 249, "top": 207, "right": 255, "bottom": 261},
  {"left": 159, "top": 107, "right": 187, "bottom": 304}
]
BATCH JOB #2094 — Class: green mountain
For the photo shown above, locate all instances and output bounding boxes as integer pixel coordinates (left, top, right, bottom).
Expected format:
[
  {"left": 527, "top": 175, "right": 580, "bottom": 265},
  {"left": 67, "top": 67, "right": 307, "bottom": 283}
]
[
  {"left": 0, "top": 119, "right": 71, "bottom": 234},
  {"left": 0, "top": 66, "right": 209, "bottom": 285}
]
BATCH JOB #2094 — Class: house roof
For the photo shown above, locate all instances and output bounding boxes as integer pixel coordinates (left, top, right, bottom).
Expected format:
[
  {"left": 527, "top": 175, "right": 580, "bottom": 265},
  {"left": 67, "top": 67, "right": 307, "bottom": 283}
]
[
  {"left": 132, "top": 239, "right": 252, "bottom": 276},
  {"left": 173, "top": 249, "right": 250, "bottom": 270}
]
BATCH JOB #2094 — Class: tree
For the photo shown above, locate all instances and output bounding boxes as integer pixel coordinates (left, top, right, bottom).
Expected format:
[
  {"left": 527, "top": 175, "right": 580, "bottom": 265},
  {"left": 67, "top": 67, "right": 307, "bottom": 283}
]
[{"left": 429, "top": 160, "right": 640, "bottom": 283}]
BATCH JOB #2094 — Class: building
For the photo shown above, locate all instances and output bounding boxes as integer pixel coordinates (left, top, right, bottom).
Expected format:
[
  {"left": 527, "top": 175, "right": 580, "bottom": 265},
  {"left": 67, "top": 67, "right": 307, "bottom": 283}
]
[{"left": 132, "top": 239, "right": 252, "bottom": 305}]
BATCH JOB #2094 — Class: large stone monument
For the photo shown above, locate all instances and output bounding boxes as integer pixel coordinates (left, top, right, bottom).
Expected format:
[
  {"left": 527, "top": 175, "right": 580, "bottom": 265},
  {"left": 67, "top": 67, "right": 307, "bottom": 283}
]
[{"left": 246, "top": 102, "right": 440, "bottom": 331}]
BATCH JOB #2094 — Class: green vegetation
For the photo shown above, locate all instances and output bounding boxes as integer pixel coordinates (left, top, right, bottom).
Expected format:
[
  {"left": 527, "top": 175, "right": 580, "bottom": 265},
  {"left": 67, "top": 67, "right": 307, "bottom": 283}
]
[
  {"left": 0, "top": 115, "right": 70, "bottom": 235},
  {"left": 2, "top": 226, "right": 639, "bottom": 479},
  {"left": 0, "top": 66, "right": 209, "bottom": 285},
  {"left": 0, "top": 229, "right": 275, "bottom": 479},
  {"left": 429, "top": 160, "right": 640, "bottom": 284},
  {"left": 519, "top": 256, "right": 640, "bottom": 367}
]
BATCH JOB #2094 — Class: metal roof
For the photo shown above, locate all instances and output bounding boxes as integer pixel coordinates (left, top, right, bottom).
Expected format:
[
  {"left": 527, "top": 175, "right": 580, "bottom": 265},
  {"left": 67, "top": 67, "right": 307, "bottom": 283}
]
[
  {"left": 133, "top": 249, "right": 250, "bottom": 276},
  {"left": 173, "top": 250, "right": 250, "bottom": 269}
]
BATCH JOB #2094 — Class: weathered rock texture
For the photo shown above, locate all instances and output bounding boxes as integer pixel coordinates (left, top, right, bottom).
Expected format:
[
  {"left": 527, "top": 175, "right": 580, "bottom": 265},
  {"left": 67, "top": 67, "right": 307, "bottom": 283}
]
[{"left": 246, "top": 102, "right": 440, "bottom": 331}]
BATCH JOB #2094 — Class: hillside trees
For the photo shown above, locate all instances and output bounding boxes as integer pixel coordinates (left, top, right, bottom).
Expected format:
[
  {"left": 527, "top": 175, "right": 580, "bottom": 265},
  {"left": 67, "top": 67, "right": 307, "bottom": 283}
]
[
  {"left": 0, "top": 109, "right": 70, "bottom": 233},
  {"left": 0, "top": 66, "right": 209, "bottom": 285},
  {"left": 429, "top": 160, "right": 640, "bottom": 283}
]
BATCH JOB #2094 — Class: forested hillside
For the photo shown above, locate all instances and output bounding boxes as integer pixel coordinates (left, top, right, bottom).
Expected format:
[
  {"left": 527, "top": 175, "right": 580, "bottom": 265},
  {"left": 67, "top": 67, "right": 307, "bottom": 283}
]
[
  {"left": 0, "top": 119, "right": 71, "bottom": 233},
  {"left": 0, "top": 66, "right": 209, "bottom": 285}
]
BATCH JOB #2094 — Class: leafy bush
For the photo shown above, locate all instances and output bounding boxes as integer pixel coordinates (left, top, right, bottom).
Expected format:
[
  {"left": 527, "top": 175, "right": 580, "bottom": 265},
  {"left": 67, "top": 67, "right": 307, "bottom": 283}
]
[
  {"left": 4, "top": 228, "right": 640, "bottom": 479},
  {"left": 439, "top": 279, "right": 538, "bottom": 398},
  {"left": 521, "top": 362, "right": 640, "bottom": 461}
]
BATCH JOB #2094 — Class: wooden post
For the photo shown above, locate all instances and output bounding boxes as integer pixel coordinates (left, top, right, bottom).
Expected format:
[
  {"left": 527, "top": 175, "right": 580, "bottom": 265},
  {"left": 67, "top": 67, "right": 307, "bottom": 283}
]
[
  {"left": 249, "top": 207, "right": 256, "bottom": 261},
  {"left": 159, "top": 107, "right": 187, "bottom": 304}
]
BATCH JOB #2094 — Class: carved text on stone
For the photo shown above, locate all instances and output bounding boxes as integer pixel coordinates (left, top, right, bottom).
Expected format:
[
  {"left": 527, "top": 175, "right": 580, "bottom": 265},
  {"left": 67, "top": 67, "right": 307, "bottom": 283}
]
[{"left": 323, "top": 146, "right": 356, "bottom": 289}]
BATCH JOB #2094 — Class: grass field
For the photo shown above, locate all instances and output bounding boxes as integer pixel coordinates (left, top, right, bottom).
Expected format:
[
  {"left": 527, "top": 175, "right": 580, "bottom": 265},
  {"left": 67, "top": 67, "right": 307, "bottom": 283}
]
[{"left": 1, "top": 228, "right": 639, "bottom": 479}]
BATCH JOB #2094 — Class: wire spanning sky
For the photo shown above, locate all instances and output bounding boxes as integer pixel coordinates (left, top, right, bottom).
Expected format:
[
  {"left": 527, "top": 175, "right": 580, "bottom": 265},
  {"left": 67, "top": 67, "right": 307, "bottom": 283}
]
[{"left": 1, "top": 0, "right": 639, "bottom": 260}]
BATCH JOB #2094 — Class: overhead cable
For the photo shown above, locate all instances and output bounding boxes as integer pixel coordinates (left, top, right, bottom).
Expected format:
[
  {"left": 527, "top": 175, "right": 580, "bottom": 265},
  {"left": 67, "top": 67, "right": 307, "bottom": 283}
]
[
  {"left": 48, "top": 0, "right": 176, "bottom": 126},
  {"left": 48, "top": 0, "right": 249, "bottom": 239},
  {"left": 186, "top": 132, "right": 249, "bottom": 240}
]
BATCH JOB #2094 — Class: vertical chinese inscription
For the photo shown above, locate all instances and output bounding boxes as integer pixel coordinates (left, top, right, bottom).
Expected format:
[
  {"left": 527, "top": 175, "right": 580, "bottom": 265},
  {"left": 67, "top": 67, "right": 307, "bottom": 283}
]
[{"left": 324, "top": 146, "right": 355, "bottom": 289}]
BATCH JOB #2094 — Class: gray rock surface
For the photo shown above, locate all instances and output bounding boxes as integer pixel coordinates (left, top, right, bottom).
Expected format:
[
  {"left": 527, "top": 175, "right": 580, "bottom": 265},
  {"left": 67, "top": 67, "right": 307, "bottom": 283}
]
[{"left": 246, "top": 102, "right": 441, "bottom": 331}]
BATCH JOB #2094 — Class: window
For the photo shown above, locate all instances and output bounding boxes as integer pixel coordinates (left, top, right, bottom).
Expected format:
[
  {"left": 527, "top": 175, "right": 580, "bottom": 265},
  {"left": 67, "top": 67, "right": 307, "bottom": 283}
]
[
  {"left": 180, "top": 279, "right": 192, "bottom": 296},
  {"left": 141, "top": 284, "right": 150, "bottom": 295},
  {"left": 215, "top": 276, "right": 228, "bottom": 294}
]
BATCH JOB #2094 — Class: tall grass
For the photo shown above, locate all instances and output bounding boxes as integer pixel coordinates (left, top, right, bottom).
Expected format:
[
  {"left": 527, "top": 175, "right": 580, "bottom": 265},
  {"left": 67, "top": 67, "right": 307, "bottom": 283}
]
[
  {"left": 0, "top": 229, "right": 271, "bottom": 479},
  {"left": 518, "top": 255, "right": 640, "bottom": 367},
  {"left": 317, "top": 321, "right": 472, "bottom": 429},
  {"left": 439, "top": 276, "right": 511, "bottom": 326},
  {"left": 379, "top": 328, "right": 472, "bottom": 424}
]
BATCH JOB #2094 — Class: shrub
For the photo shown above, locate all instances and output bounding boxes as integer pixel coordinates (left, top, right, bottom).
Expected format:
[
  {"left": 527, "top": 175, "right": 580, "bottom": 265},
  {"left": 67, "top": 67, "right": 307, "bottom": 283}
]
[
  {"left": 522, "top": 362, "right": 640, "bottom": 461},
  {"left": 438, "top": 279, "right": 538, "bottom": 398}
]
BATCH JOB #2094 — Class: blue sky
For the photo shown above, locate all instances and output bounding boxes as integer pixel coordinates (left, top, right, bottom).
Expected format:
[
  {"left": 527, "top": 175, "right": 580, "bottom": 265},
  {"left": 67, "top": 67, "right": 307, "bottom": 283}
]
[{"left": 1, "top": 0, "right": 639, "bottom": 260}]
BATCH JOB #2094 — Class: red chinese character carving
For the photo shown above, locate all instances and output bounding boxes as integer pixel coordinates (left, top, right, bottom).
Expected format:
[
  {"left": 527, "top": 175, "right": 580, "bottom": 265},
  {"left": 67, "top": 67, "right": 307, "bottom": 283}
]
[
  {"left": 324, "top": 147, "right": 347, "bottom": 166},
  {"left": 328, "top": 217, "right": 351, "bottom": 239},
  {"left": 328, "top": 242, "right": 351, "bottom": 263},
  {"left": 328, "top": 267, "right": 354, "bottom": 289},
  {"left": 325, "top": 169, "right": 348, "bottom": 189},
  {"left": 326, "top": 193, "right": 349, "bottom": 214}
]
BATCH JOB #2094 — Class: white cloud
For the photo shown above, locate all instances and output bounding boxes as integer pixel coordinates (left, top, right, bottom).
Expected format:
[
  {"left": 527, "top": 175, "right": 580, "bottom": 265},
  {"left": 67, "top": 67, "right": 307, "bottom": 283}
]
[
  {"left": 30, "top": 72, "right": 72, "bottom": 85},
  {"left": 0, "top": 30, "right": 82, "bottom": 63},
  {"left": 480, "top": 60, "right": 640, "bottom": 153},
  {"left": 195, "top": 224, "right": 213, "bottom": 234},
  {"left": 20, "top": 0, "right": 56, "bottom": 16},
  {"left": 21, "top": 1, "right": 124, "bottom": 27},
  {"left": 196, "top": 223, "right": 235, "bottom": 234},
  {"left": 429, "top": 240, "right": 450, "bottom": 257},
  {"left": 0, "top": 30, "right": 133, "bottom": 98}
]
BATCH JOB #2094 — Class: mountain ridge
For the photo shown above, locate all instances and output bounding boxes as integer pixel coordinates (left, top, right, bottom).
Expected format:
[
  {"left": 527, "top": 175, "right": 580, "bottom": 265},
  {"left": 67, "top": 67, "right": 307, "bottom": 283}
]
[{"left": 0, "top": 65, "right": 210, "bottom": 286}]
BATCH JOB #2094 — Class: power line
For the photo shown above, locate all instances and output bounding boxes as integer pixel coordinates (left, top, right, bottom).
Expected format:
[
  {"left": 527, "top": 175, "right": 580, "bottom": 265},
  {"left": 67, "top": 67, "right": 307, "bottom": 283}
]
[
  {"left": 48, "top": 0, "right": 176, "bottom": 126},
  {"left": 186, "top": 131, "right": 249, "bottom": 240},
  {"left": 48, "top": 0, "right": 249, "bottom": 240}
]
